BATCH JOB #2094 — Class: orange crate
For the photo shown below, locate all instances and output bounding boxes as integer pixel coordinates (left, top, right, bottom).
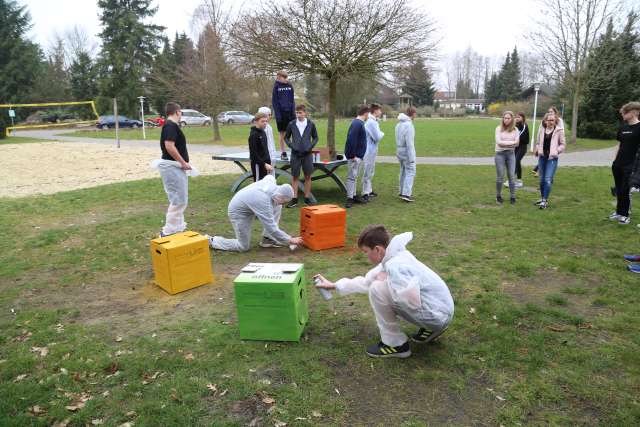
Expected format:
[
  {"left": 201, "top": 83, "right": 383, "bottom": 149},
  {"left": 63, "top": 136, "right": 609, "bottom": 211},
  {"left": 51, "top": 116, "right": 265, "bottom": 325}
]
[{"left": 300, "top": 205, "right": 346, "bottom": 250}]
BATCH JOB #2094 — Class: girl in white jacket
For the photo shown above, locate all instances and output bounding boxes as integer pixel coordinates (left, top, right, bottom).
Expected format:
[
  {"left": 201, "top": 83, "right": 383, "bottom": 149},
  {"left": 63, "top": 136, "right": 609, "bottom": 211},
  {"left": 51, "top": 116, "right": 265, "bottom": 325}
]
[{"left": 315, "top": 225, "right": 454, "bottom": 358}]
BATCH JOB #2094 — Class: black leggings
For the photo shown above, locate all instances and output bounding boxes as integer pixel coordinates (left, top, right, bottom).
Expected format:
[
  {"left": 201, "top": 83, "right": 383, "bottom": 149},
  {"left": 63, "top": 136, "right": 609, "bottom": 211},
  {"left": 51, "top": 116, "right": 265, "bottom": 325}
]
[{"left": 515, "top": 144, "right": 528, "bottom": 179}]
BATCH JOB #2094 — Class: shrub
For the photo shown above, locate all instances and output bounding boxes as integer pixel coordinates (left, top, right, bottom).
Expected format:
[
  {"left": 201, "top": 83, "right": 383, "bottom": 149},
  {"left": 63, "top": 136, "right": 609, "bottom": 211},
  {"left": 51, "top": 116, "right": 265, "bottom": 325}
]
[{"left": 578, "top": 121, "right": 617, "bottom": 140}]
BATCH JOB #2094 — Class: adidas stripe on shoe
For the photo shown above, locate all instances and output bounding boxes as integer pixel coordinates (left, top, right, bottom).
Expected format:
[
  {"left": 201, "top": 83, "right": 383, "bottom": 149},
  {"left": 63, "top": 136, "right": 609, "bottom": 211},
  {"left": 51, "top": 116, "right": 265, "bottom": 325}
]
[{"left": 365, "top": 341, "right": 411, "bottom": 358}]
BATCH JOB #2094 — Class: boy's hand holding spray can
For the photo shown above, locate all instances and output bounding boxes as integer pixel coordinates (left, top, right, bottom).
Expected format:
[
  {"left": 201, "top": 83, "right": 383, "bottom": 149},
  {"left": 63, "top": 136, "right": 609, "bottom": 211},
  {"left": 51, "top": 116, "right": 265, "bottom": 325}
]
[{"left": 313, "top": 274, "right": 333, "bottom": 300}]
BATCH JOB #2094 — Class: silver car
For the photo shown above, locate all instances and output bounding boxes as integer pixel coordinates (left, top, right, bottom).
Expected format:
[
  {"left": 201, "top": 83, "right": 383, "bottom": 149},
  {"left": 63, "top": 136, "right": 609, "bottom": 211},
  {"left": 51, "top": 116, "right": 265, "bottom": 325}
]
[
  {"left": 179, "top": 109, "right": 212, "bottom": 127},
  {"left": 217, "top": 111, "right": 254, "bottom": 125}
]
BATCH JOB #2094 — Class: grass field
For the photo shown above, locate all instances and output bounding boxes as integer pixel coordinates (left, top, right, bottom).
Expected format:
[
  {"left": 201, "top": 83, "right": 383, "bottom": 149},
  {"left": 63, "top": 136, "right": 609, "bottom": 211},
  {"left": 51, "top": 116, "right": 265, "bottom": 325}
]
[
  {"left": 70, "top": 118, "right": 617, "bottom": 157},
  {"left": 1, "top": 164, "right": 639, "bottom": 426},
  {"left": 1, "top": 135, "right": 54, "bottom": 144}
]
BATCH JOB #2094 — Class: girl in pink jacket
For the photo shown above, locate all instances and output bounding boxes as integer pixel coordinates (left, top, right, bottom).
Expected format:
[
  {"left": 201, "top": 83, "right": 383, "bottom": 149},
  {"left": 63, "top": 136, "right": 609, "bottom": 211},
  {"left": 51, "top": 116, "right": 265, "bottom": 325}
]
[{"left": 534, "top": 113, "right": 566, "bottom": 209}]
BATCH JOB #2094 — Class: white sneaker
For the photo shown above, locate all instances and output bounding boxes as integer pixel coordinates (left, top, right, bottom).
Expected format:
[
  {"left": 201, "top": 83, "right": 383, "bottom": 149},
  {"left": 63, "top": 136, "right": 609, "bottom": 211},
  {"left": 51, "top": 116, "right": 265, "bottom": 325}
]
[
  {"left": 619, "top": 216, "right": 631, "bottom": 225},
  {"left": 503, "top": 182, "right": 509, "bottom": 188},
  {"left": 515, "top": 180, "right": 523, "bottom": 188},
  {"left": 609, "top": 212, "right": 622, "bottom": 221}
]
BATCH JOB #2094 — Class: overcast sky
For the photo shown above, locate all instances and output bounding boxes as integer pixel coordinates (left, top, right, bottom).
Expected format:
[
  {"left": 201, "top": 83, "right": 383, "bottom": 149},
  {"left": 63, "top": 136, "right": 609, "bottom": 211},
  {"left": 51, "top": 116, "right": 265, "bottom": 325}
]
[{"left": 24, "top": 0, "right": 539, "bottom": 88}]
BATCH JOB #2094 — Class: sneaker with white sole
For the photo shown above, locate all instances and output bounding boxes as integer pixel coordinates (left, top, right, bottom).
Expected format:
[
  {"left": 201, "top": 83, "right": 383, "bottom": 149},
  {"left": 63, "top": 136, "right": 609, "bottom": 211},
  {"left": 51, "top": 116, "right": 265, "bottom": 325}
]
[
  {"left": 619, "top": 216, "right": 631, "bottom": 225},
  {"left": 411, "top": 327, "right": 448, "bottom": 344},
  {"left": 539, "top": 199, "right": 548, "bottom": 209},
  {"left": 515, "top": 180, "right": 524, "bottom": 188},
  {"left": 609, "top": 212, "right": 622, "bottom": 221},
  {"left": 534, "top": 199, "right": 543, "bottom": 206},
  {"left": 365, "top": 341, "right": 411, "bottom": 358},
  {"left": 260, "top": 236, "right": 283, "bottom": 248},
  {"left": 400, "top": 195, "right": 415, "bottom": 202}
]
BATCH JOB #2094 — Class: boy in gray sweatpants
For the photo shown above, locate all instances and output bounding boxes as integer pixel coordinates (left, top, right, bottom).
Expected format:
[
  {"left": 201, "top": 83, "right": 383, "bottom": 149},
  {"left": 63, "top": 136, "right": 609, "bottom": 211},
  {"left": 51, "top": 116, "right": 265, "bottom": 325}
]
[
  {"left": 395, "top": 106, "right": 417, "bottom": 202},
  {"left": 363, "top": 103, "right": 384, "bottom": 200}
]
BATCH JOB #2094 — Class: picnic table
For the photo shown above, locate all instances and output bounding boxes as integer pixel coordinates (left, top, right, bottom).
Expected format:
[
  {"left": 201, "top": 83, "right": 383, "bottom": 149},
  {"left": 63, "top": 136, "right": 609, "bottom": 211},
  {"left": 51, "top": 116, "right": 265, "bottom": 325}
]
[{"left": 212, "top": 151, "right": 348, "bottom": 203}]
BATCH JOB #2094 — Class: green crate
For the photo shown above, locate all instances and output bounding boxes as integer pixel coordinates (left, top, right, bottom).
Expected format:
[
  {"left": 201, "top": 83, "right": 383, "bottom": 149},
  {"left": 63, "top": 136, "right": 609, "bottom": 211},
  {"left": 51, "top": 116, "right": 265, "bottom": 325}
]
[{"left": 233, "top": 263, "right": 308, "bottom": 341}]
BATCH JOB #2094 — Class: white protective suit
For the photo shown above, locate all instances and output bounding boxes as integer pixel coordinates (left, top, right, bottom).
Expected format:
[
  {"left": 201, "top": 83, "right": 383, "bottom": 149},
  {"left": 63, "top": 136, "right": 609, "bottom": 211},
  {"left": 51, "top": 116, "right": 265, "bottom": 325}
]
[
  {"left": 363, "top": 115, "right": 384, "bottom": 195},
  {"left": 334, "top": 232, "right": 454, "bottom": 347},
  {"left": 209, "top": 175, "right": 294, "bottom": 252},
  {"left": 395, "top": 113, "right": 417, "bottom": 197},
  {"left": 258, "top": 107, "right": 278, "bottom": 175},
  {"left": 152, "top": 159, "right": 199, "bottom": 236}
]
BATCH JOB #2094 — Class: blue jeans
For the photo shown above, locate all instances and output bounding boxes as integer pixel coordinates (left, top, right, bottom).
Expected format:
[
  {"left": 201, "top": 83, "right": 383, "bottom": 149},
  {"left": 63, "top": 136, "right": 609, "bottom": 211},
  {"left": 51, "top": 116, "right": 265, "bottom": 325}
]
[{"left": 537, "top": 156, "right": 558, "bottom": 199}]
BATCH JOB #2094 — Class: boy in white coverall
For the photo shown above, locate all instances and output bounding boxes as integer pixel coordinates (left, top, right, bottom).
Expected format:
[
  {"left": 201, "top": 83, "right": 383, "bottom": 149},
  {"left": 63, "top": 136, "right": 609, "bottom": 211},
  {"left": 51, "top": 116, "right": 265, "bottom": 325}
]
[
  {"left": 362, "top": 103, "right": 384, "bottom": 200},
  {"left": 396, "top": 106, "right": 417, "bottom": 203},
  {"left": 315, "top": 225, "right": 454, "bottom": 358},
  {"left": 258, "top": 107, "right": 278, "bottom": 175},
  {"left": 206, "top": 175, "right": 303, "bottom": 251},
  {"left": 157, "top": 102, "right": 192, "bottom": 237}
]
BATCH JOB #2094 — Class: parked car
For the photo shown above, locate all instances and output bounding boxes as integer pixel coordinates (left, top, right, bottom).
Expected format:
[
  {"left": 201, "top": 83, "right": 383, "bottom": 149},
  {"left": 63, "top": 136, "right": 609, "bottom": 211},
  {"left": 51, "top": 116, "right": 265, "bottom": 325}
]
[
  {"left": 217, "top": 111, "right": 254, "bottom": 125},
  {"left": 146, "top": 116, "right": 166, "bottom": 127},
  {"left": 97, "top": 115, "right": 143, "bottom": 129},
  {"left": 180, "top": 109, "right": 212, "bottom": 127}
]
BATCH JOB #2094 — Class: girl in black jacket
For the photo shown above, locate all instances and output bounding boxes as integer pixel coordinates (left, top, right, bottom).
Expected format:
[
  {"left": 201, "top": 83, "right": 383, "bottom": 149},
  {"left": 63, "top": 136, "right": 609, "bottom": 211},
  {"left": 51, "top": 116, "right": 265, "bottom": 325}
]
[
  {"left": 514, "top": 112, "right": 530, "bottom": 187},
  {"left": 248, "top": 113, "right": 273, "bottom": 181}
]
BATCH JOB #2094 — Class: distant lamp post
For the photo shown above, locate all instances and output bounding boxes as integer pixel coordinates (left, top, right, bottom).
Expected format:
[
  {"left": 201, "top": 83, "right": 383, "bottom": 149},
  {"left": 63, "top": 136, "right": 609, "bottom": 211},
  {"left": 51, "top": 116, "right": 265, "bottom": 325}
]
[
  {"left": 530, "top": 83, "right": 541, "bottom": 152},
  {"left": 138, "top": 96, "right": 146, "bottom": 140}
]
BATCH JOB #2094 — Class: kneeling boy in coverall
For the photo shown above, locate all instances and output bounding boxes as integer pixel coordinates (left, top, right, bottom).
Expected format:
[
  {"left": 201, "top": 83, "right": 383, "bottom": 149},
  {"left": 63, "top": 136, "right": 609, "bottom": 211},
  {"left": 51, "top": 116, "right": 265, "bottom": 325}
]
[
  {"left": 315, "top": 225, "right": 454, "bottom": 358},
  {"left": 206, "top": 175, "right": 303, "bottom": 251}
]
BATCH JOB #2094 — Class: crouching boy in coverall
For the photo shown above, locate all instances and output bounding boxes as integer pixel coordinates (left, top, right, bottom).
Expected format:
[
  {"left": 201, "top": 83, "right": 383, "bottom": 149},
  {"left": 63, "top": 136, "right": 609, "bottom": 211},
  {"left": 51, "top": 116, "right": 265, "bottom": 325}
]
[
  {"left": 206, "top": 175, "right": 303, "bottom": 251},
  {"left": 315, "top": 225, "right": 454, "bottom": 358}
]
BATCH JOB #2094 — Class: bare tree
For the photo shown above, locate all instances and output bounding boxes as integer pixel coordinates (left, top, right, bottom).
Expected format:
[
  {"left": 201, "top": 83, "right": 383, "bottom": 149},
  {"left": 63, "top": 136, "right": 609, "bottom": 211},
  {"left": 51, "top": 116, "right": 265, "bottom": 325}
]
[
  {"left": 229, "top": 0, "right": 437, "bottom": 158},
  {"left": 530, "top": 0, "right": 618, "bottom": 143},
  {"left": 64, "top": 25, "right": 98, "bottom": 61}
]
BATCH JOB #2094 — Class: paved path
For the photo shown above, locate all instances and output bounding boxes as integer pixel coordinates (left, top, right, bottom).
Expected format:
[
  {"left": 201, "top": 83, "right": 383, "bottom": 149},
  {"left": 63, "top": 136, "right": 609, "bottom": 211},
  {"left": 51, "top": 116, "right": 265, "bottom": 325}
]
[{"left": 16, "top": 129, "right": 616, "bottom": 167}]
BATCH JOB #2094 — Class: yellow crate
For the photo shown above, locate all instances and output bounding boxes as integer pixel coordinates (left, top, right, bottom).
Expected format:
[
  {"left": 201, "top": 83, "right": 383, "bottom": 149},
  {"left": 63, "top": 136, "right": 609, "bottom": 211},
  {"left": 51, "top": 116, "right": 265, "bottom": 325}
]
[{"left": 150, "top": 231, "right": 213, "bottom": 294}]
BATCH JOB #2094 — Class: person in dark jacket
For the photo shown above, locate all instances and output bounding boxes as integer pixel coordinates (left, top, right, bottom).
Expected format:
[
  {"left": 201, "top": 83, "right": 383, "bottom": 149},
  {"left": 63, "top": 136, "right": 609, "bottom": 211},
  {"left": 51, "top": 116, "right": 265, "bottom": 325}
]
[
  {"left": 610, "top": 102, "right": 640, "bottom": 225},
  {"left": 344, "top": 105, "right": 370, "bottom": 208},
  {"left": 514, "top": 111, "right": 530, "bottom": 188},
  {"left": 248, "top": 112, "right": 273, "bottom": 182},
  {"left": 284, "top": 104, "right": 318, "bottom": 207},
  {"left": 272, "top": 70, "right": 296, "bottom": 161}
]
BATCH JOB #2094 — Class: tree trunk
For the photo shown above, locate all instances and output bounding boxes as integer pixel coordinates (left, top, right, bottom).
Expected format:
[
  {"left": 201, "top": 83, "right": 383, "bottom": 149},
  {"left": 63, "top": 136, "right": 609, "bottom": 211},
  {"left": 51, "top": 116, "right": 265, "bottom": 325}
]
[
  {"left": 212, "top": 106, "right": 222, "bottom": 142},
  {"left": 327, "top": 76, "right": 338, "bottom": 160},
  {"left": 570, "top": 80, "right": 580, "bottom": 144}
]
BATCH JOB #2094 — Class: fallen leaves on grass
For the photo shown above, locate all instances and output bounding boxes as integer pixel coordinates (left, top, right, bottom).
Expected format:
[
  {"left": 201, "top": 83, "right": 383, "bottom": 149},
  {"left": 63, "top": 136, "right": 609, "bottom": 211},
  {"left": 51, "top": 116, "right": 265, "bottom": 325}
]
[
  {"left": 312, "top": 410, "right": 322, "bottom": 418},
  {"left": 55, "top": 323, "right": 65, "bottom": 333},
  {"left": 248, "top": 418, "right": 261, "bottom": 427},
  {"left": 115, "top": 336, "right": 123, "bottom": 342},
  {"left": 334, "top": 388, "right": 340, "bottom": 395},
  {"left": 547, "top": 325, "right": 567, "bottom": 332},
  {"left": 206, "top": 383, "right": 217, "bottom": 393},
  {"left": 64, "top": 392, "right": 92, "bottom": 411},
  {"left": 578, "top": 322, "right": 593, "bottom": 329},
  {"left": 125, "top": 411, "right": 136, "bottom": 417},
  {"left": 14, "top": 374, "right": 28, "bottom": 382},
  {"left": 52, "top": 419, "right": 71, "bottom": 427},
  {"left": 60, "top": 368, "right": 68, "bottom": 375},
  {"left": 118, "top": 423, "right": 134, "bottom": 427},
  {"left": 13, "top": 330, "right": 32, "bottom": 342},
  {"left": 273, "top": 420, "right": 287, "bottom": 427},
  {"left": 29, "top": 405, "right": 46, "bottom": 416},
  {"left": 91, "top": 419, "right": 104, "bottom": 425},
  {"left": 262, "top": 396, "right": 275, "bottom": 405},
  {"left": 142, "top": 371, "right": 163, "bottom": 385},
  {"left": 469, "top": 307, "right": 476, "bottom": 314},
  {"left": 30, "top": 346, "right": 49, "bottom": 357},
  {"left": 184, "top": 353, "right": 195, "bottom": 361}
]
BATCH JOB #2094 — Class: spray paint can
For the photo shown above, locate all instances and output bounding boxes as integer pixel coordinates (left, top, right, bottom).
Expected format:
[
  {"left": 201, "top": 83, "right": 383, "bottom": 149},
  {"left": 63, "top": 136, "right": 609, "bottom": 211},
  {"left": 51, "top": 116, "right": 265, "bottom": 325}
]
[{"left": 314, "top": 276, "right": 332, "bottom": 300}]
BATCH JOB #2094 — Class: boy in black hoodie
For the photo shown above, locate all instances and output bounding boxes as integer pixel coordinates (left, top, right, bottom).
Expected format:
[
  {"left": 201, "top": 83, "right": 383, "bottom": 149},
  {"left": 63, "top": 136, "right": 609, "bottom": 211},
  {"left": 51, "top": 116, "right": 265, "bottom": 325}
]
[
  {"left": 248, "top": 112, "right": 273, "bottom": 181},
  {"left": 284, "top": 104, "right": 318, "bottom": 207},
  {"left": 272, "top": 70, "right": 296, "bottom": 160}
]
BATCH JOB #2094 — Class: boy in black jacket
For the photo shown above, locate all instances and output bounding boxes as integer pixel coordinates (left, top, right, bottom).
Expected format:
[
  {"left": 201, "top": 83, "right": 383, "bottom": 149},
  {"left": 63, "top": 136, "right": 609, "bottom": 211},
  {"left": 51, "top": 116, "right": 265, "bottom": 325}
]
[
  {"left": 284, "top": 104, "right": 318, "bottom": 207},
  {"left": 248, "top": 112, "right": 273, "bottom": 181},
  {"left": 344, "top": 105, "right": 370, "bottom": 208},
  {"left": 272, "top": 70, "right": 295, "bottom": 160}
]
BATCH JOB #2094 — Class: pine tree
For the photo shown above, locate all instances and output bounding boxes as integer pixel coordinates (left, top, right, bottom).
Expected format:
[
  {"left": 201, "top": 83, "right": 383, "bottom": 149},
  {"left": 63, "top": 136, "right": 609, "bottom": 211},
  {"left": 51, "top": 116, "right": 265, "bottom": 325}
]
[
  {"left": 70, "top": 52, "right": 98, "bottom": 102},
  {"left": 401, "top": 58, "right": 436, "bottom": 106},
  {"left": 96, "top": 0, "right": 164, "bottom": 117},
  {"left": 504, "top": 47, "right": 523, "bottom": 100},
  {"left": 0, "top": 0, "right": 43, "bottom": 104},
  {"left": 31, "top": 38, "right": 72, "bottom": 102},
  {"left": 484, "top": 73, "right": 500, "bottom": 105},
  {"left": 579, "top": 14, "right": 640, "bottom": 139}
]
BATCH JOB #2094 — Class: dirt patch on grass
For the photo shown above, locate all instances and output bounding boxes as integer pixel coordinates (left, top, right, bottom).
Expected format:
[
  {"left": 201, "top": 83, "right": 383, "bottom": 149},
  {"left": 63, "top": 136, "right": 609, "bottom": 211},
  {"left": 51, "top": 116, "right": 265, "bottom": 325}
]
[
  {"left": 330, "top": 353, "right": 499, "bottom": 426},
  {"left": 501, "top": 271, "right": 610, "bottom": 319}
]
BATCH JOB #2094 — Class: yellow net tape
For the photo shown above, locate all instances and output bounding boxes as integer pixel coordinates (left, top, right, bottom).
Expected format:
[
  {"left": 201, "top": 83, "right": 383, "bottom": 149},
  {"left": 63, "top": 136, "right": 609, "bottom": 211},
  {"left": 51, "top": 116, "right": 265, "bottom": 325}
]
[{"left": 1, "top": 101, "right": 99, "bottom": 137}]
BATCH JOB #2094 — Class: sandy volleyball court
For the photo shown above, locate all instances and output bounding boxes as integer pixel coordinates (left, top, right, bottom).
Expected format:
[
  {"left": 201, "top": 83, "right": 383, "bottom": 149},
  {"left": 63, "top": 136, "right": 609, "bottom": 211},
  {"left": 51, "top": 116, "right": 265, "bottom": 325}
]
[{"left": 1, "top": 141, "right": 237, "bottom": 198}]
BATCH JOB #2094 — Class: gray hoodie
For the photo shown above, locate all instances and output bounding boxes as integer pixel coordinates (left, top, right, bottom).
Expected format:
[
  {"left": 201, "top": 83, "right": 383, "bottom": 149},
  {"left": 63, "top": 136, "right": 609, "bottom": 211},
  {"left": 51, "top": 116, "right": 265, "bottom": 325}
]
[{"left": 395, "top": 113, "right": 416, "bottom": 162}]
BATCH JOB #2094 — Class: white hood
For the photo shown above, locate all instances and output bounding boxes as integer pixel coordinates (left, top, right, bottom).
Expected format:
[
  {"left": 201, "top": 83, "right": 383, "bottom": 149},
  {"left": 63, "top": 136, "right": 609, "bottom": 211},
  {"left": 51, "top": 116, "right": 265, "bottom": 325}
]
[
  {"left": 397, "top": 113, "right": 411, "bottom": 122},
  {"left": 382, "top": 232, "right": 412, "bottom": 265}
]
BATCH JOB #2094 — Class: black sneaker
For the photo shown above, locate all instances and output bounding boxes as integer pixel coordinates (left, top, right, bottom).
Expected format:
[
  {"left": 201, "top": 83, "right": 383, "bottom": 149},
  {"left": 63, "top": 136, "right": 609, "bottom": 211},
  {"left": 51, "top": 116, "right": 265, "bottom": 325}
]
[
  {"left": 362, "top": 194, "right": 370, "bottom": 203},
  {"left": 259, "top": 237, "right": 283, "bottom": 248},
  {"left": 286, "top": 198, "right": 298, "bottom": 208},
  {"left": 365, "top": 341, "right": 411, "bottom": 358},
  {"left": 510, "top": 197, "right": 516, "bottom": 205},
  {"left": 496, "top": 196, "right": 503, "bottom": 204},
  {"left": 539, "top": 199, "right": 548, "bottom": 209},
  {"left": 354, "top": 195, "right": 367, "bottom": 204},
  {"left": 411, "top": 327, "right": 448, "bottom": 344},
  {"left": 369, "top": 191, "right": 378, "bottom": 198},
  {"left": 281, "top": 152, "right": 288, "bottom": 160},
  {"left": 400, "top": 195, "right": 415, "bottom": 202},
  {"left": 533, "top": 199, "right": 543, "bottom": 206},
  {"left": 345, "top": 198, "right": 354, "bottom": 208},
  {"left": 304, "top": 197, "right": 314, "bottom": 206}
]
